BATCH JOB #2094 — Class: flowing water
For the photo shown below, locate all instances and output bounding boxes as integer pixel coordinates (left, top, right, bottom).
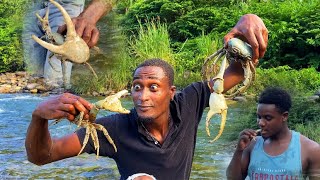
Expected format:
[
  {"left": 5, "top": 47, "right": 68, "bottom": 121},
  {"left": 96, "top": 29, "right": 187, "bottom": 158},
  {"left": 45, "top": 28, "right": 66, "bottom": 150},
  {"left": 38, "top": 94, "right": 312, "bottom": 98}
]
[{"left": 0, "top": 93, "right": 236, "bottom": 179}]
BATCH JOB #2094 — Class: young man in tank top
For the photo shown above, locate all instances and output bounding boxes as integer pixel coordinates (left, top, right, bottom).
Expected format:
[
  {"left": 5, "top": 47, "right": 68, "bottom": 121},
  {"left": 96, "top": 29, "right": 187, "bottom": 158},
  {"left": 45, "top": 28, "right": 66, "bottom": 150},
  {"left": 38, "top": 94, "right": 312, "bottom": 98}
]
[{"left": 227, "top": 87, "right": 320, "bottom": 180}]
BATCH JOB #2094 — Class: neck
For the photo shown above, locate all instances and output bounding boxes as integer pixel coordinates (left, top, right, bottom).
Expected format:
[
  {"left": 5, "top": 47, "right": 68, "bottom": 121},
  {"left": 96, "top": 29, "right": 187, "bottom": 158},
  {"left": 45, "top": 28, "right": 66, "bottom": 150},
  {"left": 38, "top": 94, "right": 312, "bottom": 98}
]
[
  {"left": 141, "top": 113, "right": 171, "bottom": 144},
  {"left": 269, "top": 127, "right": 291, "bottom": 143}
]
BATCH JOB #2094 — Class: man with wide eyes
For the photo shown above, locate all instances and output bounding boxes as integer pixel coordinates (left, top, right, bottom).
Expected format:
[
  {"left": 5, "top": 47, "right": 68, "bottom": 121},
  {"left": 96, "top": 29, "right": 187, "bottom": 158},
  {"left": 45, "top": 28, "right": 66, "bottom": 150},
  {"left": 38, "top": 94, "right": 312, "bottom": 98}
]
[
  {"left": 227, "top": 87, "right": 320, "bottom": 180},
  {"left": 26, "top": 14, "right": 269, "bottom": 179}
]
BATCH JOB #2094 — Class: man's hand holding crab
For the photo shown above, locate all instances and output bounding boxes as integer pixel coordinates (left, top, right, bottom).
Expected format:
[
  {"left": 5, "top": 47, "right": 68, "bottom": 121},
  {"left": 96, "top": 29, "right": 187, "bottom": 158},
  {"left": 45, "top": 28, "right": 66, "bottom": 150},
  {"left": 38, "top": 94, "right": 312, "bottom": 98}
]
[
  {"left": 33, "top": 93, "right": 92, "bottom": 122},
  {"left": 224, "top": 14, "right": 269, "bottom": 66}
]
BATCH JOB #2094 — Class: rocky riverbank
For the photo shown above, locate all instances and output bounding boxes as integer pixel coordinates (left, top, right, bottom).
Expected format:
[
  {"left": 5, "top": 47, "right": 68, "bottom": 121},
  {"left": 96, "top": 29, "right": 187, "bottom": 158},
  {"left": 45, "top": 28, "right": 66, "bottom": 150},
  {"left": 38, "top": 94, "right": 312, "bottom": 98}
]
[
  {"left": 0, "top": 71, "right": 117, "bottom": 96},
  {"left": 0, "top": 71, "right": 53, "bottom": 94}
]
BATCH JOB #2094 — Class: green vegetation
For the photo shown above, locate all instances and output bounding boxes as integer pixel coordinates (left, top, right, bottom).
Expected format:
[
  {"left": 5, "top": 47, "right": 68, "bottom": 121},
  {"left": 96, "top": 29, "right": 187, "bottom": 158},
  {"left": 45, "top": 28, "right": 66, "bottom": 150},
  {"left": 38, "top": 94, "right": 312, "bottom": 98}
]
[
  {"left": 119, "top": 0, "right": 320, "bottom": 70},
  {"left": 0, "top": 0, "right": 28, "bottom": 72}
]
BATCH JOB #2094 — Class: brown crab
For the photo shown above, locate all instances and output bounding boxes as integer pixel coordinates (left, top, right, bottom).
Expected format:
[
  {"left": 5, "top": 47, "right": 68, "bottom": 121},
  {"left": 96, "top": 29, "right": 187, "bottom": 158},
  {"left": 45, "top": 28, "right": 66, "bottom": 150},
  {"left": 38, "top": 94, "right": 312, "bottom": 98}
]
[
  {"left": 202, "top": 38, "right": 255, "bottom": 142},
  {"left": 52, "top": 90, "right": 130, "bottom": 158},
  {"left": 32, "top": 0, "right": 97, "bottom": 87}
]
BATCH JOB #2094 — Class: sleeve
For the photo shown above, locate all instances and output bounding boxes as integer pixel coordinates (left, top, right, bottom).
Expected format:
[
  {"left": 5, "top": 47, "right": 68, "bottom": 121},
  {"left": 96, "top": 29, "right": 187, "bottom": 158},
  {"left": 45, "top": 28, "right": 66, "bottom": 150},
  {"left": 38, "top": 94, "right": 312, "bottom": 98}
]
[
  {"left": 173, "top": 81, "right": 211, "bottom": 124},
  {"left": 180, "top": 81, "right": 211, "bottom": 109}
]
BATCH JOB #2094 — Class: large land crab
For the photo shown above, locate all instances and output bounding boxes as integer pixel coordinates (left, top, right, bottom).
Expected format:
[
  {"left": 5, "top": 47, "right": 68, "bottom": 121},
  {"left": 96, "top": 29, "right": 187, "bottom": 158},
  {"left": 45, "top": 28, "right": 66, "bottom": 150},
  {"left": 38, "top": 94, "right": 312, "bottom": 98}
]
[
  {"left": 52, "top": 90, "right": 130, "bottom": 158},
  {"left": 202, "top": 38, "right": 255, "bottom": 142},
  {"left": 32, "top": 0, "right": 97, "bottom": 87}
]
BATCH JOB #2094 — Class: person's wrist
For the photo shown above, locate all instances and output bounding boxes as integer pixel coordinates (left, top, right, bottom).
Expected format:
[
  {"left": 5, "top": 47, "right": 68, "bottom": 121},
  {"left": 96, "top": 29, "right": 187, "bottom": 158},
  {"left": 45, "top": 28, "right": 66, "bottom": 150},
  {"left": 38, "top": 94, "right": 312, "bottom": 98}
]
[
  {"left": 235, "top": 147, "right": 244, "bottom": 153},
  {"left": 32, "top": 108, "right": 48, "bottom": 122}
]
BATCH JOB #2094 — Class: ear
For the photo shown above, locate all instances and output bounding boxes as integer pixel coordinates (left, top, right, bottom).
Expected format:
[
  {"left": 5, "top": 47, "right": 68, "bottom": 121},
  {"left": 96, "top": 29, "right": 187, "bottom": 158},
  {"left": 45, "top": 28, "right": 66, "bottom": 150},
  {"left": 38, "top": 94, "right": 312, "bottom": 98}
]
[
  {"left": 170, "top": 86, "right": 176, "bottom": 101},
  {"left": 282, "top": 111, "right": 289, "bottom": 122}
]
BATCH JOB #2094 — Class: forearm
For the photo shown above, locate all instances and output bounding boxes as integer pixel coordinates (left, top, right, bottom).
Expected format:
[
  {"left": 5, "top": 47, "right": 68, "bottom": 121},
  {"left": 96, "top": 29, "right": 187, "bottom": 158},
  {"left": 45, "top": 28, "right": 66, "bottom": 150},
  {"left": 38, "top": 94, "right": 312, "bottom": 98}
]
[
  {"left": 25, "top": 111, "right": 52, "bottom": 165},
  {"left": 223, "top": 62, "right": 244, "bottom": 92},
  {"left": 80, "top": 0, "right": 114, "bottom": 24},
  {"left": 226, "top": 150, "right": 245, "bottom": 180}
]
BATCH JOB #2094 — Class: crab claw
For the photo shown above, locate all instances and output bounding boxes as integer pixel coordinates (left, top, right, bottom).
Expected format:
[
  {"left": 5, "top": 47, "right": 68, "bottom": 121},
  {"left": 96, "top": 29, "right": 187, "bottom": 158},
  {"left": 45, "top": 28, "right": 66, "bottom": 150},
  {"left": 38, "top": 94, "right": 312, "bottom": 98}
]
[
  {"left": 31, "top": 0, "right": 89, "bottom": 63},
  {"left": 205, "top": 92, "right": 228, "bottom": 142},
  {"left": 95, "top": 90, "right": 131, "bottom": 114}
]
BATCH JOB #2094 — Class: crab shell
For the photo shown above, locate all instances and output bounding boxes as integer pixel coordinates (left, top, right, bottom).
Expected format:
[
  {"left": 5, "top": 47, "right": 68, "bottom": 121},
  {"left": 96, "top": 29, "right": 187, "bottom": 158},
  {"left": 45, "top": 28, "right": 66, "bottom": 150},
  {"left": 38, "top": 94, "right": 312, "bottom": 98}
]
[{"left": 31, "top": 0, "right": 90, "bottom": 63}]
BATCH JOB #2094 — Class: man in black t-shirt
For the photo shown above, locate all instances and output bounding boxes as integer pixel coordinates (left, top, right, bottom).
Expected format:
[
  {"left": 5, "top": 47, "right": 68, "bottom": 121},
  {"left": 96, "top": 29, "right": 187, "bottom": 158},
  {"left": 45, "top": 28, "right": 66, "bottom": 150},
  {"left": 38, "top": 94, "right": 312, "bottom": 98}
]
[{"left": 25, "top": 14, "right": 268, "bottom": 180}]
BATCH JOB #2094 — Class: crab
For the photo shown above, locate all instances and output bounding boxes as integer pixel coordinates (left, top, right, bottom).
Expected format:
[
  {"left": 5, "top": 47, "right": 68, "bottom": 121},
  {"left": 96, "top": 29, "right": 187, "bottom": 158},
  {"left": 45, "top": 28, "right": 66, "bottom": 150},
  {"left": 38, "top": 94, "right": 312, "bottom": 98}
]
[
  {"left": 32, "top": 0, "right": 97, "bottom": 87},
  {"left": 202, "top": 38, "right": 254, "bottom": 142},
  {"left": 52, "top": 90, "right": 130, "bottom": 159}
]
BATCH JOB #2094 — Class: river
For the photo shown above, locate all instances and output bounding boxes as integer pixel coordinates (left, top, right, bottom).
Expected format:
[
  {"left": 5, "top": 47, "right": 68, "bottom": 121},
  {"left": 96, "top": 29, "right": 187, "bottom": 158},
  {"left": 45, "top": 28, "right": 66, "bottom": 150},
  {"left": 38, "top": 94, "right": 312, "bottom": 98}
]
[{"left": 0, "top": 93, "right": 236, "bottom": 179}]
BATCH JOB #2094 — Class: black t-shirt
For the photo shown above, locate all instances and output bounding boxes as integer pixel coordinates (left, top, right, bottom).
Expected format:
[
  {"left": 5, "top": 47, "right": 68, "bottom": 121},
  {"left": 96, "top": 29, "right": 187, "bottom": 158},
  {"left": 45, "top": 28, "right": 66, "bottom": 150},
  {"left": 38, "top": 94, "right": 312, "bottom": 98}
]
[{"left": 76, "top": 82, "right": 210, "bottom": 180}]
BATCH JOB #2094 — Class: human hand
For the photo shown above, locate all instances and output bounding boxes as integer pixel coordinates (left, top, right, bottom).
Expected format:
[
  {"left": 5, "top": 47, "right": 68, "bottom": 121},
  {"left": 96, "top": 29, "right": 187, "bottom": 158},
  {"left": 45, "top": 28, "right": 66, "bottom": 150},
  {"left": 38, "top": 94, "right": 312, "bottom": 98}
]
[
  {"left": 33, "top": 93, "right": 93, "bottom": 122},
  {"left": 224, "top": 14, "right": 268, "bottom": 66},
  {"left": 57, "top": 16, "right": 100, "bottom": 48},
  {"left": 236, "top": 129, "right": 257, "bottom": 151}
]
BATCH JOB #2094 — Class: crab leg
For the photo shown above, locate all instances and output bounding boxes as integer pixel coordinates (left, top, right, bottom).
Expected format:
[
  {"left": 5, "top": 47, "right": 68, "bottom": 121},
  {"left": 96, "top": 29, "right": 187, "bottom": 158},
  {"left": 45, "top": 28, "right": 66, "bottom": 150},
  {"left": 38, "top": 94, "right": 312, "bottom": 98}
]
[
  {"left": 90, "top": 127, "right": 100, "bottom": 158},
  {"left": 202, "top": 48, "right": 224, "bottom": 81},
  {"left": 205, "top": 57, "right": 228, "bottom": 141},
  {"left": 78, "top": 124, "right": 90, "bottom": 155},
  {"left": 95, "top": 123, "right": 117, "bottom": 153}
]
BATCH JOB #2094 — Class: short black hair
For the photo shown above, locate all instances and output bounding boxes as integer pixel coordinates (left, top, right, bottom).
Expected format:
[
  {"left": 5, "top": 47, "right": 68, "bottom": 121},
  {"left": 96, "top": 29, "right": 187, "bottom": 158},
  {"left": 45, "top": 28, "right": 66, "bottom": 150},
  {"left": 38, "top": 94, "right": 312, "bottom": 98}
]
[
  {"left": 258, "top": 87, "right": 292, "bottom": 113},
  {"left": 133, "top": 58, "right": 174, "bottom": 86}
]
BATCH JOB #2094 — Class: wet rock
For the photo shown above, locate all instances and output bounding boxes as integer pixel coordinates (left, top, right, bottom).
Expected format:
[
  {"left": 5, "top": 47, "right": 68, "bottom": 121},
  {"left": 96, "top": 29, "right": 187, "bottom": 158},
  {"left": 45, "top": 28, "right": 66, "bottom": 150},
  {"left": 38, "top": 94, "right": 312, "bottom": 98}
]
[
  {"left": 51, "top": 88, "right": 65, "bottom": 94},
  {"left": 26, "top": 83, "right": 39, "bottom": 90},
  {"left": 30, "top": 89, "right": 38, "bottom": 93},
  {"left": 15, "top": 71, "right": 27, "bottom": 77},
  {"left": 92, "top": 91, "right": 99, "bottom": 96},
  {"left": 0, "top": 85, "right": 11, "bottom": 93}
]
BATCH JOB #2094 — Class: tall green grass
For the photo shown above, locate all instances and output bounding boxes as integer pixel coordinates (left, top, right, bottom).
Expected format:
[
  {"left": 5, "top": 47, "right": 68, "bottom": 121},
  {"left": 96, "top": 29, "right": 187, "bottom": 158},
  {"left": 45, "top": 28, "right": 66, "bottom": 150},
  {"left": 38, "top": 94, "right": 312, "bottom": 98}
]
[
  {"left": 174, "top": 33, "right": 221, "bottom": 88},
  {"left": 129, "top": 18, "right": 175, "bottom": 66}
]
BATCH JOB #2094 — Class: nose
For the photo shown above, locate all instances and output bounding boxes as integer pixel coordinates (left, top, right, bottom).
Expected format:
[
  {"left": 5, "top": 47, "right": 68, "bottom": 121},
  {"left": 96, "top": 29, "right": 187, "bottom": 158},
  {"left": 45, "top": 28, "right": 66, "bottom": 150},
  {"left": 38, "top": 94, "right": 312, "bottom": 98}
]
[
  {"left": 257, "top": 118, "right": 266, "bottom": 127},
  {"left": 138, "top": 89, "right": 150, "bottom": 102}
]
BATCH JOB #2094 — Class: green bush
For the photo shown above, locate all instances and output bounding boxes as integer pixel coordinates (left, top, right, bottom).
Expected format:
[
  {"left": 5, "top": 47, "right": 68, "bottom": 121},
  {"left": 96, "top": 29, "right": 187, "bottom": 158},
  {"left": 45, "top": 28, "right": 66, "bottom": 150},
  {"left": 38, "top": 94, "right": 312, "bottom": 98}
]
[
  {"left": 248, "top": 66, "right": 320, "bottom": 96},
  {"left": 0, "top": 0, "right": 29, "bottom": 72},
  {"left": 120, "top": 0, "right": 320, "bottom": 70}
]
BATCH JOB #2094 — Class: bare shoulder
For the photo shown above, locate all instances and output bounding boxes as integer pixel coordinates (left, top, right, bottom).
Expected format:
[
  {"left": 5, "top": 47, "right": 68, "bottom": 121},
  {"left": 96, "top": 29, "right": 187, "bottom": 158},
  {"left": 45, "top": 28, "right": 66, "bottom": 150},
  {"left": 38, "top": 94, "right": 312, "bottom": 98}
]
[{"left": 300, "top": 134, "right": 320, "bottom": 156}]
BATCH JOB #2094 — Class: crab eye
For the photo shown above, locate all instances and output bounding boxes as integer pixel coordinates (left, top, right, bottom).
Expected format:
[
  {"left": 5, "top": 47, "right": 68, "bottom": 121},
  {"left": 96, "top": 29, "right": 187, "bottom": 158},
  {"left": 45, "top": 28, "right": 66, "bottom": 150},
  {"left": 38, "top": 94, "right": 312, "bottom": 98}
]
[
  {"left": 132, "top": 84, "right": 142, "bottom": 91},
  {"left": 150, "top": 84, "right": 158, "bottom": 91}
]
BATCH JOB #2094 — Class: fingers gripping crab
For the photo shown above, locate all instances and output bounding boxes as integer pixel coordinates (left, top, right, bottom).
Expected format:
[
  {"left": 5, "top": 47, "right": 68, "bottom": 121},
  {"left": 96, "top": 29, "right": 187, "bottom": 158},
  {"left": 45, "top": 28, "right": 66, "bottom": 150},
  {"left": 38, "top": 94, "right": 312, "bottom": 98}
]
[
  {"left": 53, "top": 90, "right": 130, "bottom": 158},
  {"left": 32, "top": 0, "right": 98, "bottom": 87},
  {"left": 202, "top": 38, "right": 254, "bottom": 142}
]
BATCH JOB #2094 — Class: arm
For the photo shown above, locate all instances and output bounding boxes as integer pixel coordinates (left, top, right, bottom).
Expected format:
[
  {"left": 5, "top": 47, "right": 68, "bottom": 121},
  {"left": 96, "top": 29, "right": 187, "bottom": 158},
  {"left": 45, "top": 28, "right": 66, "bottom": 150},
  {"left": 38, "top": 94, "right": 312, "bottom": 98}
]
[
  {"left": 25, "top": 93, "right": 92, "bottom": 165},
  {"left": 227, "top": 129, "right": 257, "bottom": 180},
  {"left": 223, "top": 61, "right": 244, "bottom": 92},
  {"left": 224, "top": 14, "right": 268, "bottom": 65},
  {"left": 304, "top": 138, "right": 320, "bottom": 179},
  {"left": 58, "top": 0, "right": 115, "bottom": 47}
]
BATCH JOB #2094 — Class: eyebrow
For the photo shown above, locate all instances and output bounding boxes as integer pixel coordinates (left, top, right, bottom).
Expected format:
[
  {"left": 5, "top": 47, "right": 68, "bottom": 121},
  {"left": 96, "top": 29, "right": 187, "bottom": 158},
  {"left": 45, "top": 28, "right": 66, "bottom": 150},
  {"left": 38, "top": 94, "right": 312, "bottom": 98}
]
[{"left": 133, "top": 76, "right": 160, "bottom": 80}]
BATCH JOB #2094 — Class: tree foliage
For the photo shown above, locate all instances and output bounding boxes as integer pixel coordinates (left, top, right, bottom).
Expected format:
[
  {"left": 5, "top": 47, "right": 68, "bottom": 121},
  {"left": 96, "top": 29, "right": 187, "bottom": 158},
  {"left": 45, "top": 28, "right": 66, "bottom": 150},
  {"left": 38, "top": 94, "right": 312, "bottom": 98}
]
[
  {"left": 119, "top": 0, "right": 320, "bottom": 70},
  {"left": 0, "top": 0, "right": 29, "bottom": 72}
]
